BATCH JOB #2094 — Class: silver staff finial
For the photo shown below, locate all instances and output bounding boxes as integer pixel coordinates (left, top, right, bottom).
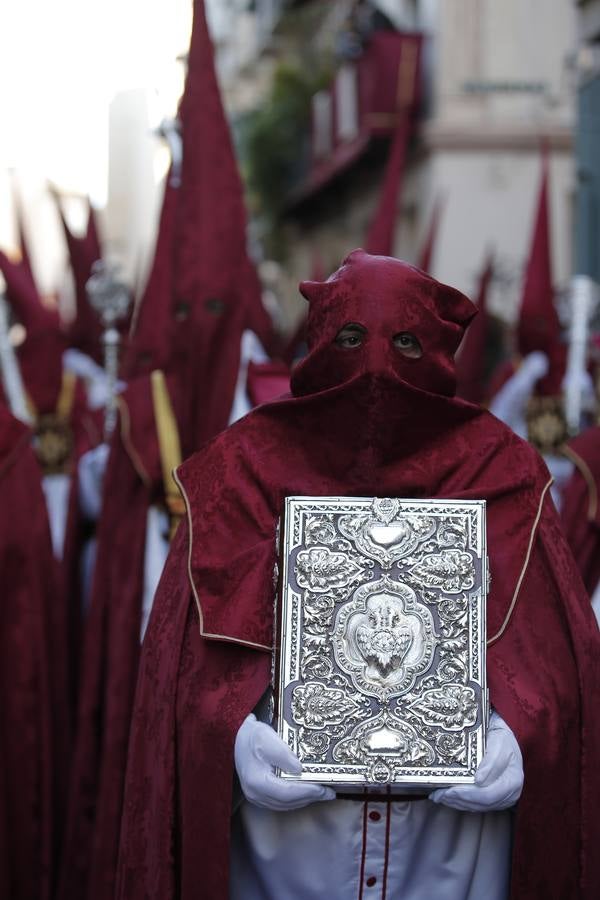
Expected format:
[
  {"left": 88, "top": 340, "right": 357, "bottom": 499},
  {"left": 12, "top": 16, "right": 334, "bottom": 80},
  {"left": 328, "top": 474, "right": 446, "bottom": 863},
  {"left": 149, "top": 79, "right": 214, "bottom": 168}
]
[{"left": 86, "top": 260, "right": 131, "bottom": 438}]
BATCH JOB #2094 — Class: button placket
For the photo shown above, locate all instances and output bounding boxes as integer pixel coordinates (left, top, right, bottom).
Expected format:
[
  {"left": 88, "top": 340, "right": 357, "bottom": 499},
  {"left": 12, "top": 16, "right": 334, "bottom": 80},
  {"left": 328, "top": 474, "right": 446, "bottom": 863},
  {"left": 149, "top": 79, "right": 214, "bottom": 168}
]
[{"left": 362, "top": 803, "right": 386, "bottom": 896}]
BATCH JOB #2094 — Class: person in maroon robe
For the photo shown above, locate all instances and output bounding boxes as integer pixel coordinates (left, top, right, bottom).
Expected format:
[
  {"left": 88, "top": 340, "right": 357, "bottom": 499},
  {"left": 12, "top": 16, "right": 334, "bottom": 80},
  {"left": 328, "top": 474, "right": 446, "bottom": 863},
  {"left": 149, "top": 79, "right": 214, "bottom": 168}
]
[
  {"left": 1, "top": 236, "right": 99, "bottom": 726},
  {"left": 0, "top": 403, "right": 70, "bottom": 900},
  {"left": 115, "top": 250, "right": 600, "bottom": 900},
  {"left": 57, "top": 4, "right": 275, "bottom": 899}
]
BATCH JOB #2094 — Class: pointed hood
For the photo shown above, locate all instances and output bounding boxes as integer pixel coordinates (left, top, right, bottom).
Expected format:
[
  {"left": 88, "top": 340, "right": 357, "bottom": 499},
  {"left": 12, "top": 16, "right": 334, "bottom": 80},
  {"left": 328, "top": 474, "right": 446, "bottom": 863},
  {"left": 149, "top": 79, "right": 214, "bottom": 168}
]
[
  {"left": 172, "top": 0, "right": 254, "bottom": 321},
  {"left": 12, "top": 180, "right": 35, "bottom": 287},
  {"left": 126, "top": 0, "right": 272, "bottom": 433},
  {"left": 0, "top": 193, "right": 66, "bottom": 412},
  {"left": 516, "top": 151, "right": 565, "bottom": 394},
  {"left": 56, "top": 196, "right": 104, "bottom": 358},
  {"left": 455, "top": 252, "right": 494, "bottom": 404},
  {"left": 365, "top": 115, "right": 411, "bottom": 256},
  {"left": 0, "top": 250, "right": 59, "bottom": 336},
  {"left": 0, "top": 254, "right": 67, "bottom": 416},
  {"left": 121, "top": 175, "right": 179, "bottom": 379},
  {"left": 165, "top": 0, "right": 270, "bottom": 452},
  {"left": 1, "top": 186, "right": 59, "bottom": 334},
  {"left": 417, "top": 194, "right": 445, "bottom": 274}
]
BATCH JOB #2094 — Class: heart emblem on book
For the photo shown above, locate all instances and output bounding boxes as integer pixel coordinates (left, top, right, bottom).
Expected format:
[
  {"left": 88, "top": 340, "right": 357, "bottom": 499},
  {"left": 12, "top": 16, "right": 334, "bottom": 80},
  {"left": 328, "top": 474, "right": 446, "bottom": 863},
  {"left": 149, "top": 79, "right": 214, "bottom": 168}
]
[{"left": 367, "top": 523, "right": 409, "bottom": 547}]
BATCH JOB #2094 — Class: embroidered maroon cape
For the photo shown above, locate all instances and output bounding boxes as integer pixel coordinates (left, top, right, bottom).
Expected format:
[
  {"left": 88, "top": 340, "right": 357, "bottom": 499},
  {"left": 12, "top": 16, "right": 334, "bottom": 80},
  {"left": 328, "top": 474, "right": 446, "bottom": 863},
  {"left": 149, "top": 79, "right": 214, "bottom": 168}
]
[
  {"left": 116, "top": 251, "right": 600, "bottom": 899},
  {"left": 0, "top": 406, "right": 70, "bottom": 900},
  {"left": 561, "top": 425, "right": 600, "bottom": 595}
]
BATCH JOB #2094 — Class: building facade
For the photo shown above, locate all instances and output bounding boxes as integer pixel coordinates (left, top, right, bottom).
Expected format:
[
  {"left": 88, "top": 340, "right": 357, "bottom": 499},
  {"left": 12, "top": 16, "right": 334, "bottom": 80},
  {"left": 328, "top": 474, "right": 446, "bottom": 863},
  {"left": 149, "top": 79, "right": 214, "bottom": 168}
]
[{"left": 215, "top": 0, "right": 577, "bottom": 329}]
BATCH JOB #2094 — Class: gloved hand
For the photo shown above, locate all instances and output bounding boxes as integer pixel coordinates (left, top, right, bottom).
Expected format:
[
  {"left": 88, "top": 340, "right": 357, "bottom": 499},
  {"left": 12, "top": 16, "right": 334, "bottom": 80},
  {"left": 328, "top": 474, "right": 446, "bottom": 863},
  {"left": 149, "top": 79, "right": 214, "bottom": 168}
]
[
  {"left": 63, "top": 349, "right": 126, "bottom": 411},
  {"left": 489, "top": 351, "right": 549, "bottom": 438},
  {"left": 234, "top": 714, "right": 336, "bottom": 811},
  {"left": 78, "top": 443, "right": 110, "bottom": 521},
  {"left": 430, "top": 712, "right": 523, "bottom": 812}
]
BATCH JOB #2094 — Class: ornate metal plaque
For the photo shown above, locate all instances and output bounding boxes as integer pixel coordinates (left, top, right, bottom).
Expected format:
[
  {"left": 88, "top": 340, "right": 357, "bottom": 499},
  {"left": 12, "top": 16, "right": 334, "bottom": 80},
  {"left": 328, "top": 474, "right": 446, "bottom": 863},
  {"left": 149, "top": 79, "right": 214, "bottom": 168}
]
[{"left": 273, "top": 497, "right": 488, "bottom": 790}]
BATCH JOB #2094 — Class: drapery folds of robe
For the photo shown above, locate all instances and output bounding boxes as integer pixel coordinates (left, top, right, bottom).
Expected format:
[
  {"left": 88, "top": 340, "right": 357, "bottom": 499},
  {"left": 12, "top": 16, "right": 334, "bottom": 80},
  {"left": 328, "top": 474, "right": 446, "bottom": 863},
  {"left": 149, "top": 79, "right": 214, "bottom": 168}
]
[
  {"left": 116, "top": 251, "right": 600, "bottom": 900},
  {"left": 561, "top": 425, "right": 600, "bottom": 596},
  {"left": 0, "top": 406, "right": 70, "bottom": 900}
]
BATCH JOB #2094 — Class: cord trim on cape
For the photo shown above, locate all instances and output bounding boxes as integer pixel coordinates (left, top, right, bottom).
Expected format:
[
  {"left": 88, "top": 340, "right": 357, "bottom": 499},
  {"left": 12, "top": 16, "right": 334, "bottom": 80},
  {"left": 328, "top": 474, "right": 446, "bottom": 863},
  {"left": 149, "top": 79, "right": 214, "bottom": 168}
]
[
  {"left": 150, "top": 370, "right": 184, "bottom": 538},
  {"left": 487, "top": 476, "right": 553, "bottom": 646},
  {"left": 561, "top": 444, "right": 598, "bottom": 522},
  {"left": 174, "top": 465, "right": 273, "bottom": 652},
  {"left": 56, "top": 369, "right": 77, "bottom": 420}
]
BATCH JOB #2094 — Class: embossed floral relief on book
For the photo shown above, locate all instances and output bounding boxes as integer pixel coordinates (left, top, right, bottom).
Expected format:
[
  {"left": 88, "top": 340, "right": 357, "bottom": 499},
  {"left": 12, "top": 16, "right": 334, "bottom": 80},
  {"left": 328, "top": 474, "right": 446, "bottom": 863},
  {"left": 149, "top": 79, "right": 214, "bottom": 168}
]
[{"left": 273, "top": 496, "right": 489, "bottom": 790}]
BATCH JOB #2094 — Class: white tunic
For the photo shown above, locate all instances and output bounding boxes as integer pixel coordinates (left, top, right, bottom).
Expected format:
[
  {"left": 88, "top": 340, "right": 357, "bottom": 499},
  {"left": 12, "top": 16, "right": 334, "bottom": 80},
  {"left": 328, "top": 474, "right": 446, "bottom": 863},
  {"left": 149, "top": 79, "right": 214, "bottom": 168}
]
[
  {"left": 230, "top": 796, "right": 512, "bottom": 900},
  {"left": 140, "top": 504, "right": 170, "bottom": 642},
  {"left": 591, "top": 580, "right": 600, "bottom": 630},
  {"left": 42, "top": 473, "right": 71, "bottom": 560}
]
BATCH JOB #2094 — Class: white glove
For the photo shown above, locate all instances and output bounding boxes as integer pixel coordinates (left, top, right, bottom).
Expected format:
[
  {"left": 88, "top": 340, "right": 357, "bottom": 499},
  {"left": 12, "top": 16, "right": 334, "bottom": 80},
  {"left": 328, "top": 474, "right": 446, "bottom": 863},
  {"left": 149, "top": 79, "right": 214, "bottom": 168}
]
[
  {"left": 63, "top": 348, "right": 105, "bottom": 382},
  {"left": 489, "top": 351, "right": 549, "bottom": 438},
  {"left": 63, "top": 348, "right": 126, "bottom": 411},
  {"left": 78, "top": 443, "right": 110, "bottom": 521},
  {"left": 430, "top": 712, "right": 523, "bottom": 812},
  {"left": 234, "top": 714, "right": 336, "bottom": 811}
]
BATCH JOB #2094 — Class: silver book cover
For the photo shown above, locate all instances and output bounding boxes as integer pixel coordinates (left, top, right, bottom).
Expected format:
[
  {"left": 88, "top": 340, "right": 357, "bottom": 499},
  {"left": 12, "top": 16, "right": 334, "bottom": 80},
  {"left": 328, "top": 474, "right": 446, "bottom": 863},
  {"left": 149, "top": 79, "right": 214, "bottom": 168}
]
[{"left": 273, "top": 496, "right": 489, "bottom": 790}]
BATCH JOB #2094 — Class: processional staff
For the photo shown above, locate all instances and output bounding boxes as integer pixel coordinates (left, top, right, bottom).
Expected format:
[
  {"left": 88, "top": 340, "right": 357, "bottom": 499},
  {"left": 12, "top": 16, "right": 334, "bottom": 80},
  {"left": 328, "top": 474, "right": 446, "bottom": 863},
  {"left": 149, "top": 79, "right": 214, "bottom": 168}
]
[
  {"left": 154, "top": 117, "right": 183, "bottom": 187},
  {"left": 0, "top": 274, "right": 33, "bottom": 425},
  {"left": 85, "top": 260, "right": 131, "bottom": 438},
  {"left": 564, "top": 275, "right": 599, "bottom": 435}
]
